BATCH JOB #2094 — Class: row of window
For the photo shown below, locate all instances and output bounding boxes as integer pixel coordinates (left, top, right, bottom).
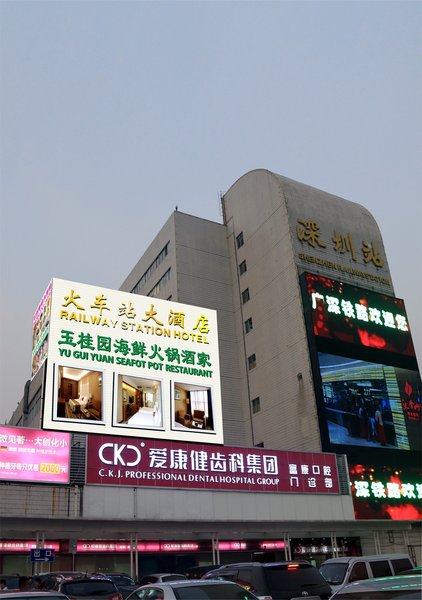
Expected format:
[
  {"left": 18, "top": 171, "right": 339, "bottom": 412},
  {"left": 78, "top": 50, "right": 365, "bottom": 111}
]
[
  {"left": 148, "top": 268, "right": 171, "bottom": 298},
  {"left": 131, "top": 243, "right": 170, "bottom": 295},
  {"left": 237, "top": 231, "right": 260, "bottom": 416}
]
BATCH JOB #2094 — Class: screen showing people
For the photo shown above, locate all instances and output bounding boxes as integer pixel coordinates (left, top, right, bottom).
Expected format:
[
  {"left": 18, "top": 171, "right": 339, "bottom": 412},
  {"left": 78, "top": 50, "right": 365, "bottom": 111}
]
[{"left": 318, "top": 353, "right": 421, "bottom": 452}]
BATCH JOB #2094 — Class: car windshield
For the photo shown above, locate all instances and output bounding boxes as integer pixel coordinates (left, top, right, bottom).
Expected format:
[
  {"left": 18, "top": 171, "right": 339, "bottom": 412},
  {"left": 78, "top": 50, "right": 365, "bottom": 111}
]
[
  {"left": 263, "top": 563, "right": 327, "bottom": 592},
  {"left": 173, "top": 583, "right": 257, "bottom": 599},
  {"left": 161, "top": 576, "right": 186, "bottom": 582},
  {"left": 61, "top": 581, "right": 116, "bottom": 595},
  {"left": 319, "top": 562, "right": 349, "bottom": 585}
]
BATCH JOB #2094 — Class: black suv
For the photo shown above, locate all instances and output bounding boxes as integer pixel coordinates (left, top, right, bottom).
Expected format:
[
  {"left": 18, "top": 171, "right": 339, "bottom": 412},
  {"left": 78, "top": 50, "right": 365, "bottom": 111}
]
[{"left": 203, "top": 561, "right": 332, "bottom": 599}]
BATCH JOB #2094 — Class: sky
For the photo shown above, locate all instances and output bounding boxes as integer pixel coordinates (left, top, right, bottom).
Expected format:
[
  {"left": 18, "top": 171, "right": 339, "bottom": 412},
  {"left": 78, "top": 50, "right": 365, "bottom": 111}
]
[{"left": 0, "top": 0, "right": 421, "bottom": 424}]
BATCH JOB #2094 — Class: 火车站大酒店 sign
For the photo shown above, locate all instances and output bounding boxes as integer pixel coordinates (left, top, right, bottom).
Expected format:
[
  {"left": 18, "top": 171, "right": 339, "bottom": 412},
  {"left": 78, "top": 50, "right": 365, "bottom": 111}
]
[{"left": 40, "top": 278, "right": 223, "bottom": 444}]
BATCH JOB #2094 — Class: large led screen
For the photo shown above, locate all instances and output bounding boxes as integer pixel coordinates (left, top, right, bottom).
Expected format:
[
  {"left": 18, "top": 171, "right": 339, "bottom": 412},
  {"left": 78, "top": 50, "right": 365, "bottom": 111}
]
[
  {"left": 318, "top": 353, "right": 421, "bottom": 452},
  {"left": 303, "top": 272, "right": 415, "bottom": 357},
  {"left": 41, "top": 278, "right": 224, "bottom": 444}
]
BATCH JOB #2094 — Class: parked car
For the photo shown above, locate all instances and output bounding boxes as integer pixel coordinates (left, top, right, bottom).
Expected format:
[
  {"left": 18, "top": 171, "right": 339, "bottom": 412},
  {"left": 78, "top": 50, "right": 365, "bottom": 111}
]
[
  {"left": 202, "top": 561, "right": 332, "bottom": 599},
  {"left": 91, "top": 574, "right": 139, "bottom": 598},
  {"left": 57, "top": 577, "right": 122, "bottom": 600},
  {"left": 329, "top": 573, "right": 422, "bottom": 599},
  {"left": 137, "top": 574, "right": 187, "bottom": 586},
  {"left": 184, "top": 565, "right": 222, "bottom": 579},
  {"left": 399, "top": 566, "right": 422, "bottom": 576},
  {"left": 126, "top": 579, "right": 261, "bottom": 599},
  {"left": 37, "top": 572, "right": 87, "bottom": 590},
  {"left": 0, "top": 593, "right": 70, "bottom": 600},
  {"left": 0, "top": 575, "right": 20, "bottom": 591},
  {"left": 319, "top": 553, "right": 414, "bottom": 594}
]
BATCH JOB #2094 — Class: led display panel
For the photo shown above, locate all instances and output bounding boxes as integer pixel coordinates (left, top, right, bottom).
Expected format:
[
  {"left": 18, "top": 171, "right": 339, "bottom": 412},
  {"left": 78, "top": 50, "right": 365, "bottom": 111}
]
[
  {"left": 318, "top": 353, "right": 421, "bottom": 452},
  {"left": 303, "top": 272, "right": 415, "bottom": 357},
  {"left": 349, "top": 463, "right": 422, "bottom": 520}
]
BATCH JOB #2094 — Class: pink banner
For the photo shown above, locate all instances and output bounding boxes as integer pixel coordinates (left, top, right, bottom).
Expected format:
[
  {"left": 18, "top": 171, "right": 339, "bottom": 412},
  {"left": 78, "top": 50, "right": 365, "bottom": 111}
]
[
  {"left": 86, "top": 434, "right": 339, "bottom": 494},
  {"left": 0, "top": 427, "right": 71, "bottom": 484}
]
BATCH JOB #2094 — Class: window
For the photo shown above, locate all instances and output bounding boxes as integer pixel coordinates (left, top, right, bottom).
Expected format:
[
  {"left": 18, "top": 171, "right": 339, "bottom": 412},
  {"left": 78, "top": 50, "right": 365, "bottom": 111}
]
[
  {"left": 252, "top": 397, "right": 261, "bottom": 414},
  {"left": 239, "top": 260, "right": 247, "bottom": 275},
  {"left": 236, "top": 232, "right": 244, "bottom": 248},
  {"left": 241, "top": 288, "right": 250, "bottom": 304},
  {"left": 244, "top": 317, "right": 253, "bottom": 333},
  {"left": 248, "top": 354, "right": 256, "bottom": 370},
  {"left": 369, "top": 560, "right": 392, "bottom": 578},
  {"left": 131, "top": 242, "right": 169, "bottom": 294},
  {"left": 349, "top": 562, "right": 369, "bottom": 582},
  {"left": 391, "top": 558, "right": 413, "bottom": 574},
  {"left": 148, "top": 268, "right": 171, "bottom": 298}
]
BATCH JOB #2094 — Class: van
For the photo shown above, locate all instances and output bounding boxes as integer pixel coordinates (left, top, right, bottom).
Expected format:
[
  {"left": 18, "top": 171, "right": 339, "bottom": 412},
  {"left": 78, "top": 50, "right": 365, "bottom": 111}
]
[
  {"left": 203, "top": 561, "right": 332, "bottom": 599},
  {"left": 319, "top": 553, "right": 414, "bottom": 593}
]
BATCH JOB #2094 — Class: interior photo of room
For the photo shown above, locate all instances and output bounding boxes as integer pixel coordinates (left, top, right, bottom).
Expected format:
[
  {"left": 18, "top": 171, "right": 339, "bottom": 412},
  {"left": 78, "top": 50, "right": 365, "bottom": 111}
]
[
  {"left": 173, "top": 383, "right": 214, "bottom": 431},
  {"left": 115, "top": 375, "right": 163, "bottom": 428},
  {"left": 56, "top": 366, "right": 103, "bottom": 421}
]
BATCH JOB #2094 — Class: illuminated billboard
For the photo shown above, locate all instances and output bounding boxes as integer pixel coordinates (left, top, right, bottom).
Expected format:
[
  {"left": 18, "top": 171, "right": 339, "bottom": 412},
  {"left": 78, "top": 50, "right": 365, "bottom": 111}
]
[
  {"left": 318, "top": 353, "right": 421, "bottom": 452},
  {"left": 86, "top": 433, "right": 340, "bottom": 494},
  {"left": 303, "top": 272, "right": 415, "bottom": 357},
  {"left": 41, "top": 278, "right": 223, "bottom": 444},
  {"left": 0, "top": 426, "right": 71, "bottom": 484},
  {"left": 349, "top": 463, "right": 422, "bottom": 520},
  {"left": 31, "top": 281, "right": 52, "bottom": 377}
]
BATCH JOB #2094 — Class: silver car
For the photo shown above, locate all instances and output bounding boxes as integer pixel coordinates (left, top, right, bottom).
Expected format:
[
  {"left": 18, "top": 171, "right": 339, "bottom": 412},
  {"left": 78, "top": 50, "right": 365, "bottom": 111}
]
[
  {"left": 127, "top": 579, "right": 261, "bottom": 599},
  {"left": 329, "top": 573, "right": 422, "bottom": 599}
]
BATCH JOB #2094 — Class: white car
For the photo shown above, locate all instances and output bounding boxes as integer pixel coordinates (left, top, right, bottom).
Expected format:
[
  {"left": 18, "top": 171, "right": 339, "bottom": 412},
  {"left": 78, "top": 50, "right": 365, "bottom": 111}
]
[
  {"left": 137, "top": 574, "right": 187, "bottom": 586},
  {"left": 126, "top": 579, "right": 261, "bottom": 599}
]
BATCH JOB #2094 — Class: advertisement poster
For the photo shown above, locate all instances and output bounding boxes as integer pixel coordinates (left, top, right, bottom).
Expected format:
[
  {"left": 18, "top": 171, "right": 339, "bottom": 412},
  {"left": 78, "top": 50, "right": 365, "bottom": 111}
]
[
  {"left": 0, "top": 426, "right": 70, "bottom": 484},
  {"left": 41, "top": 279, "right": 223, "bottom": 444}
]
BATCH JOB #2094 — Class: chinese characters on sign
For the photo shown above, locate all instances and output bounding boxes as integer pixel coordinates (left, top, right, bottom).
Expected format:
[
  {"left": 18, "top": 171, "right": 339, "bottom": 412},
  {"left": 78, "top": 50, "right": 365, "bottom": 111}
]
[
  {"left": 304, "top": 272, "right": 416, "bottom": 357},
  {"left": 86, "top": 434, "right": 340, "bottom": 494},
  {"left": 41, "top": 279, "right": 223, "bottom": 444},
  {"left": 349, "top": 464, "right": 422, "bottom": 521},
  {"left": 296, "top": 219, "right": 384, "bottom": 267},
  {"left": 0, "top": 427, "right": 70, "bottom": 484}
]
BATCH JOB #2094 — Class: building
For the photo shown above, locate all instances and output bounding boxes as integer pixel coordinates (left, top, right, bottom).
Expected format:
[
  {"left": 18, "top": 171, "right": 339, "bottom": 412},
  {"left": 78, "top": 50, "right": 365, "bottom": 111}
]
[{"left": 2, "top": 169, "right": 420, "bottom": 575}]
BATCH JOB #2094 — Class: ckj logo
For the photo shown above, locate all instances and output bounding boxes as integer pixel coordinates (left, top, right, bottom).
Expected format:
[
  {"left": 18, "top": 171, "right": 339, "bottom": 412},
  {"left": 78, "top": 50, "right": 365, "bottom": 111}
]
[{"left": 99, "top": 443, "right": 142, "bottom": 467}]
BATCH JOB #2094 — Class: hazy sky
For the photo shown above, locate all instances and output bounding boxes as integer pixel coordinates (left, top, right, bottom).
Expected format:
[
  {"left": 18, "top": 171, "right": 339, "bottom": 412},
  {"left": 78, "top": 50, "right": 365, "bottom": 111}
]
[{"left": 1, "top": 1, "right": 421, "bottom": 423}]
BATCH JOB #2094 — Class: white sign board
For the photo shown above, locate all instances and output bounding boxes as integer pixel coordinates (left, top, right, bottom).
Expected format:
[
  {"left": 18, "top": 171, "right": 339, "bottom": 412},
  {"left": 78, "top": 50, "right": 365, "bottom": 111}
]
[{"left": 41, "top": 278, "right": 223, "bottom": 444}]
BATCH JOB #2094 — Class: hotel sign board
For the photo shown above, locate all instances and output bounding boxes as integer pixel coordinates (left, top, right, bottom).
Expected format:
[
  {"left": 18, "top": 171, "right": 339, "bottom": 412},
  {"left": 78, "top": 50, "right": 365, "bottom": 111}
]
[
  {"left": 41, "top": 278, "right": 224, "bottom": 444},
  {"left": 0, "top": 426, "right": 70, "bottom": 484},
  {"left": 86, "top": 434, "right": 340, "bottom": 494}
]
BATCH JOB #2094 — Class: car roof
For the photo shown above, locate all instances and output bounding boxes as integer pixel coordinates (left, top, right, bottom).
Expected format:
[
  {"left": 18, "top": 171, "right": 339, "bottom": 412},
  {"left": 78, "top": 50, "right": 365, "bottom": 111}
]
[
  {"left": 0, "top": 594, "right": 69, "bottom": 599},
  {"left": 139, "top": 573, "right": 186, "bottom": 579},
  {"left": 140, "top": 580, "right": 240, "bottom": 587},
  {"left": 334, "top": 574, "right": 422, "bottom": 594},
  {"left": 322, "top": 553, "right": 411, "bottom": 564}
]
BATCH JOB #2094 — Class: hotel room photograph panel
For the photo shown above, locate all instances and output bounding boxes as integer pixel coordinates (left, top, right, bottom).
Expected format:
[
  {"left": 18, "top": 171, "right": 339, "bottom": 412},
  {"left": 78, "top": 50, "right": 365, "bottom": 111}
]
[
  {"left": 55, "top": 365, "right": 104, "bottom": 421},
  {"left": 115, "top": 374, "right": 163, "bottom": 428}
]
